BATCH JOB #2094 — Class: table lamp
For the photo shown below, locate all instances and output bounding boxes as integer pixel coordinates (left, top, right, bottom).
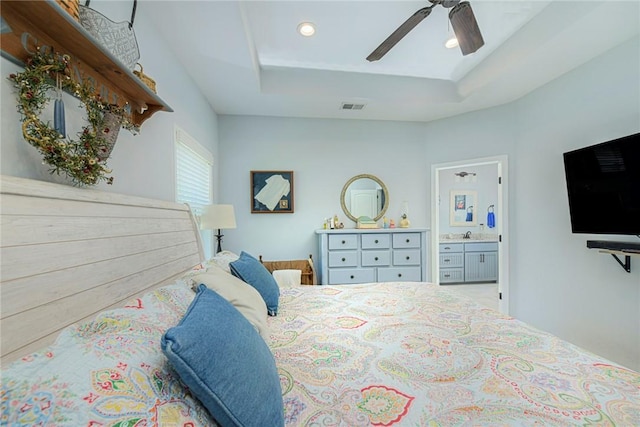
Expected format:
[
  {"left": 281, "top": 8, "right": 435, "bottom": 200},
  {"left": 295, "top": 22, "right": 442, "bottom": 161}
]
[{"left": 200, "top": 204, "right": 237, "bottom": 254}]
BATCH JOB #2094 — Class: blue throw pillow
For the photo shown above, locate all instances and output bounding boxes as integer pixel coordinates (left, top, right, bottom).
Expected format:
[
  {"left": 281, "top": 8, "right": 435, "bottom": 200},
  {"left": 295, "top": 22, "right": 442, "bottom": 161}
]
[
  {"left": 161, "top": 284, "right": 284, "bottom": 427},
  {"left": 229, "top": 251, "right": 280, "bottom": 316}
]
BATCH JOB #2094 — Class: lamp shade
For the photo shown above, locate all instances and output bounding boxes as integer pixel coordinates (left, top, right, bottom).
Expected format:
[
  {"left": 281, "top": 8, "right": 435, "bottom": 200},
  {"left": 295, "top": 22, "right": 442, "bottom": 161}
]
[{"left": 200, "top": 204, "right": 237, "bottom": 230}]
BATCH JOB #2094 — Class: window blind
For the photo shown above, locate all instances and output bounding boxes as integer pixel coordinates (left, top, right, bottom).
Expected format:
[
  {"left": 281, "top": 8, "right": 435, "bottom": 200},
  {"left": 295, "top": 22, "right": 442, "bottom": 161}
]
[{"left": 175, "top": 126, "right": 214, "bottom": 257}]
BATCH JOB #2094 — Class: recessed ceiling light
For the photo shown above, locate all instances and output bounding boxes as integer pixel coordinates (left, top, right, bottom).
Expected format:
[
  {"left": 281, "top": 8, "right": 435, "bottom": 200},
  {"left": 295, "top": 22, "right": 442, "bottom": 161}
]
[{"left": 297, "top": 22, "right": 315, "bottom": 37}]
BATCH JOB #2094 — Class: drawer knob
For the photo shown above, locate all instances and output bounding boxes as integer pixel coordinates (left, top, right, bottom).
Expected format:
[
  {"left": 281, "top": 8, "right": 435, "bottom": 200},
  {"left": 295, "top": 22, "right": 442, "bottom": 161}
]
[
  {"left": 444, "top": 258, "right": 450, "bottom": 262},
  {"left": 406, "top": 239, "right": 410, "bottom": 243},
  {"left": 375, "top": 257, "right": 379, "bottom": 261},
  {"left": 406, "top": 256, "right": 410, "bottom": 260},
  {"left": 350, "top": 275, "right": 355, "bottom": 279},
  {"left": 341, "top": 257, "right": 346, "bottom": 262},
  {"left": 398, "top": 273, "right": 402, "bottom": 277},
  {"left": 444, "top": 274, "right": 451, "bottom": 278},
  {"left": 444, "top": 246, "right": 451, "bottom": 250},
  {"left": 342, "top": 240, "right": 346, "bottom": 244},
  {"left": 375, "top": 239, "right": 379, "bottom": 244}
]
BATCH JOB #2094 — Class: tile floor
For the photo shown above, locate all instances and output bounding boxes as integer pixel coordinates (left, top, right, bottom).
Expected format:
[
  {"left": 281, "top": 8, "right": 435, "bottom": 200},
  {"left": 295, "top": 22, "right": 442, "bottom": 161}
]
[{"left": 441, "top": 283, "right": 499, "bottom": 311}]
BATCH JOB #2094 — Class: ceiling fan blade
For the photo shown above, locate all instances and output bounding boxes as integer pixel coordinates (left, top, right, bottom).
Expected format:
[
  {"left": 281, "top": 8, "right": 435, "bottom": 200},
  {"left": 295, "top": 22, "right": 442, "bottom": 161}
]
[
  {"left": 366, "top": 6, "right": 433, "bottom": 62},
  {"left": 449, "top": 1, "right": 484, "bottom": 55}
]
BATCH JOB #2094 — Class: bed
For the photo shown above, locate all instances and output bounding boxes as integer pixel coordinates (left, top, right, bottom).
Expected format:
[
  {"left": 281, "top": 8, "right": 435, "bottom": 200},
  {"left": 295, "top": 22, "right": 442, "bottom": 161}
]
[{"left": 1, "top": 175, "right": 639, "bottom": 426}]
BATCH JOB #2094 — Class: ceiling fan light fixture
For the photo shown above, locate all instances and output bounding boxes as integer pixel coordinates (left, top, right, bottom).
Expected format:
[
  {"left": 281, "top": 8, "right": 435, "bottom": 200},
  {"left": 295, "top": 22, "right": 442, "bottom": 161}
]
[
  {"left": 445, "top": 36, "right": 459, "bottom": 49},
  {"left": 297, "top": 22, "right": 316, "bottom": 37}
]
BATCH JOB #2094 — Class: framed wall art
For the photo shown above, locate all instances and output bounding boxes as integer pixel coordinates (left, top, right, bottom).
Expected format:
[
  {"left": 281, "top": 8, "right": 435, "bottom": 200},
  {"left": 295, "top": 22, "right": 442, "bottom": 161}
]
[
  {"left": 450, "top": 189, "right": 477, "bottom": 226},
  {"left": 251, "top": 171, "right": 294, "bottom": 213}
]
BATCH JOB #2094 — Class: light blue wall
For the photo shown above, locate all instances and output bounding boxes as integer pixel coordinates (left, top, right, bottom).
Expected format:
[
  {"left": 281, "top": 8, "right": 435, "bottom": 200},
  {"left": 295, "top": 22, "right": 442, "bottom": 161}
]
[{"left": 218, "top": 37, "right": 640, "bottom": 370}]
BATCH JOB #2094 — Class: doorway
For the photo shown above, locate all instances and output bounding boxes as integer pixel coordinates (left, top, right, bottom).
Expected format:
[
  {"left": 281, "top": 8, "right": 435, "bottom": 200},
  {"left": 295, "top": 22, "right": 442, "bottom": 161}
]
[{"left": 431, "top": 155, "right": 509, "bottom": 314}]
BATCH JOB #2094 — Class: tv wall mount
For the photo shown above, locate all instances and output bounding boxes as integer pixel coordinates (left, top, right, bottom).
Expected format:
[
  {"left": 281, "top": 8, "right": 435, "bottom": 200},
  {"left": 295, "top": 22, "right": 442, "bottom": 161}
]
[{"left": 586, "top": 240, "right": 640, "bottom": 273}]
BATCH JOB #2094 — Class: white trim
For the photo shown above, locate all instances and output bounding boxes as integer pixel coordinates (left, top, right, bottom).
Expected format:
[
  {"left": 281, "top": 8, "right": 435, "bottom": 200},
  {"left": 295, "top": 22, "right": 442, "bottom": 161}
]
[{"left": 431, "top": 155, "right": 510, "bottom": 314}]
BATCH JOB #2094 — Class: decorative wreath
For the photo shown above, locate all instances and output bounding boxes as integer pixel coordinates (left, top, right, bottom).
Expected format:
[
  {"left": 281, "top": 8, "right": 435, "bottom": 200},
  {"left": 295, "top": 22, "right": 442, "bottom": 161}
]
[{"left": 8, "top": 49, "right": 137, "bottom": 186}]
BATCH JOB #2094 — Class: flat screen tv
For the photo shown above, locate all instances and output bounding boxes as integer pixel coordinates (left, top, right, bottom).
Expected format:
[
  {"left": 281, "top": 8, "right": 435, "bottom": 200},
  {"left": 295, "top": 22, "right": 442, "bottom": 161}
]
[{"left": 563, "top": 132, "right": 640, "bottom": 235}]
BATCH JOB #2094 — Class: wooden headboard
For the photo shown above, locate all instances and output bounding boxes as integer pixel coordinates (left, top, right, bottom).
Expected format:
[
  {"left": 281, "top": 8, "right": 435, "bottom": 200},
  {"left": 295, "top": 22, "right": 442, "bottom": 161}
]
[{"left": 0, "top": 175, "right": 204, "bottom": 363}]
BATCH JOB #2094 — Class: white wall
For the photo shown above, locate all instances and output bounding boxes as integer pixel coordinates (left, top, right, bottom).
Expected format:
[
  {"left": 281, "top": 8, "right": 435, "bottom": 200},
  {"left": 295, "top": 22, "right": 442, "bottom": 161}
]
[
  {"left": 0, "top": 0, "right": 219, "bottom": 202},
  {"left": 511, "top": 37, "right": 640, "bottom": 371},
  {"left": 218, "top": 37, "right": 639, "bottom": 370}
]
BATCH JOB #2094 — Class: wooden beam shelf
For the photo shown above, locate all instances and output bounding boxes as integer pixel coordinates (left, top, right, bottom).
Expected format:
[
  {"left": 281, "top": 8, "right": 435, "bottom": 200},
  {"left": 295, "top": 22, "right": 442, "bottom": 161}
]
[{"left": 0, "top": 0, "right": 172, "bottom": 127}]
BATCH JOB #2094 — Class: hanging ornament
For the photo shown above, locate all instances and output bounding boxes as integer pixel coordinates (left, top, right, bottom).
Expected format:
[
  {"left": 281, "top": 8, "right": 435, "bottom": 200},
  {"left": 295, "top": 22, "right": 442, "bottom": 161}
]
[{"left": 53, "top": 73, "right": 66, "bottom": 137}]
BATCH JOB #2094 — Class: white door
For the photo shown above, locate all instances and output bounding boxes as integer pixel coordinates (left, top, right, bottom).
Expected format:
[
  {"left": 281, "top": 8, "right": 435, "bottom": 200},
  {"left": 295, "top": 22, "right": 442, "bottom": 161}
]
[
  {"left": 431, "top": 155, "right": 510, "bottom": 314},
  {"left": 350, "top": 189, "right": 378, "bottom": 219}
]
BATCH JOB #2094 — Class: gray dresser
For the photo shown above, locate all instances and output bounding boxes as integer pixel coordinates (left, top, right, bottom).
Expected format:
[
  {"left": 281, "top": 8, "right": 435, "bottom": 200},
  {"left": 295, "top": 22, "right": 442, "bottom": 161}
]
[{"left": 316, "top": 228, "right": 428, "bottom": 285}]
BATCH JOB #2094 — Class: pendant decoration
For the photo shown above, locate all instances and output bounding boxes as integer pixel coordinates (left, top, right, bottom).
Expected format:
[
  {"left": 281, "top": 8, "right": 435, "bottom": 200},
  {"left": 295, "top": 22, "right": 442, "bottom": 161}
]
[{"left": 53, "top": 74, "right": 66, "bottom": 138}]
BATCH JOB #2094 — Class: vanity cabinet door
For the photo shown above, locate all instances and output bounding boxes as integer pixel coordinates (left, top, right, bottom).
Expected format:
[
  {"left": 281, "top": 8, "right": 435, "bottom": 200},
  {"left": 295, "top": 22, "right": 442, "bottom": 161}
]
[{"left": 464, "top": 251, "right": 498, "bottom": 282}]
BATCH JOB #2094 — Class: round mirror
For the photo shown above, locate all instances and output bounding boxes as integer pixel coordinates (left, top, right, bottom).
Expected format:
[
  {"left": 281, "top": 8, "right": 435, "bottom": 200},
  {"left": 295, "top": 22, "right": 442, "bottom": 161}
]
[{"left": 340, "top": 174, "right": 389, "bottom": 222}]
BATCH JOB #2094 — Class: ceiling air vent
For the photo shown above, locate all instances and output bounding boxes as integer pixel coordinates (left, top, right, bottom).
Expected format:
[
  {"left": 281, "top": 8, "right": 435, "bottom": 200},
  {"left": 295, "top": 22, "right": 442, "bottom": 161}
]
[{"left": 341, "top": 102, "right": 365, "bottom": 111}]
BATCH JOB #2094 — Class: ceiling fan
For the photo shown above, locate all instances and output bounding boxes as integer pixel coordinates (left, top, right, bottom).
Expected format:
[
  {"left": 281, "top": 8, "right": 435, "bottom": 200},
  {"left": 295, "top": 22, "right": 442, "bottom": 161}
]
[{"left": 366, "top": 0, "right": 484, "bottom": 62}]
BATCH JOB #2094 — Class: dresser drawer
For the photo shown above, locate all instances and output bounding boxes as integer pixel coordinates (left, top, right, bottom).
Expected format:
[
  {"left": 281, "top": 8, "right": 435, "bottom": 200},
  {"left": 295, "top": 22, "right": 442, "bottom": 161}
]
[
  {"left": 362, "top": 250, "right": 391, "bottom": 266},
  {"left": 378, "top": 267, "right": 421, "bottom": 282},
  {"left": 439, "top": 253, "right": 464, "bottom": 268},
  {"left": 439, "top": 243, "right": 464, "bottom": 253},
  {"left": 440, "top": 268, "right": 464, "bottom": 283},
  {"left": 329, "top": 268, "right": 375, "bottom": 284},
  {"left": 393, "top": 233, "right": 421, "bottom": 248},
  {"left": 361, "top": 234, "right": 390, "bottom": 249},
  {"left": 328, "top": 251, "right": 358, "bottom": 267},
  {"left": 392, "top": 249, "right": 421, "bottom": 266},
  {"left": 328, "top": 234, "right": 358, "bottom": 250}
]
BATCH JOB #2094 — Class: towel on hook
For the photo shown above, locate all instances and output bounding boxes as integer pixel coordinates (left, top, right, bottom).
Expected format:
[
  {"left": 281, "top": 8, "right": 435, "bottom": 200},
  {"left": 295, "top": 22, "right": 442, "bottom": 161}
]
[
  {"left": 466, "top": 206, "right": 473, "bottom": 222},
  {"left": 487, "top": 205, "right": 496, "bottom": 228}
]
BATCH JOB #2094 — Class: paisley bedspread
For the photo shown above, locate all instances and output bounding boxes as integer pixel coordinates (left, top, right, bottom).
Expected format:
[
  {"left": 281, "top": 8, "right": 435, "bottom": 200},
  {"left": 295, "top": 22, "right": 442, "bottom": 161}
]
[{"left": 2, "top": 280, "right": 639, "bottom": 426}]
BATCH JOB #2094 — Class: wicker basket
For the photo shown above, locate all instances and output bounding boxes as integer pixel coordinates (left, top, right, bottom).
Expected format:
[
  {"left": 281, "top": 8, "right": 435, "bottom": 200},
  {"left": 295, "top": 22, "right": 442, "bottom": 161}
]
[
  {"left": 56, "top": 0, "right": 80, "bottom": 22},
  {"left": 133, "top": 63, "right": 157, "bottom": 93}
]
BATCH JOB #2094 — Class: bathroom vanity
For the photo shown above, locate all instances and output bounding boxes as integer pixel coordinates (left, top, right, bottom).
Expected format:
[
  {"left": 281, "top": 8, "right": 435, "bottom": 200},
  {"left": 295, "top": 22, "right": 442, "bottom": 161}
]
[{"left": 439, "top": 236, "right": 498, "bottom": 283}]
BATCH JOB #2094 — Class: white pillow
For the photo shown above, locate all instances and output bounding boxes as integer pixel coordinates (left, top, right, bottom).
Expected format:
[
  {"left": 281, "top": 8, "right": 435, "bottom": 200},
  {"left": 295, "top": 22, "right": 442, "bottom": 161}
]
[
  {"left": 190, "top": 267, "right": 269, "bottom": 340},
  {"left": 272, "top": 269, "right": 302, "bottom": 287},
  {"left": 208, "top": 250, "right": 240, "bottom": 273}
]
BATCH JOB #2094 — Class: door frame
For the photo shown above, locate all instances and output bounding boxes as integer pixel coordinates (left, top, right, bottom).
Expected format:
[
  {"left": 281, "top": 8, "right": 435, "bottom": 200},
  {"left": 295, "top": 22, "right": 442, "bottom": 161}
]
[{"left": 431, "top": 155, "right": 510, "bottom": 314}]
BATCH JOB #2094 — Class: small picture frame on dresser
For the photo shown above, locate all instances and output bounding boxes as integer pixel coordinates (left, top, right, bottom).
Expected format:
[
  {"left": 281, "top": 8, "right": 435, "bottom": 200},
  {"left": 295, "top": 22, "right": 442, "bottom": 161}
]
[{"left": 251, "top": 171, "right": 294, "bottom": 213}]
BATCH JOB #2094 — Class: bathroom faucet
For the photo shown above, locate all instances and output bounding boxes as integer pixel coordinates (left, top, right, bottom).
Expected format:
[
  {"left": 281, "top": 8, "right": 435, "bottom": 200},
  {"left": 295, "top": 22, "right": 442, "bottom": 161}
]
[{"left": 463, "top": 231, "right": 472, "bottom": 239}]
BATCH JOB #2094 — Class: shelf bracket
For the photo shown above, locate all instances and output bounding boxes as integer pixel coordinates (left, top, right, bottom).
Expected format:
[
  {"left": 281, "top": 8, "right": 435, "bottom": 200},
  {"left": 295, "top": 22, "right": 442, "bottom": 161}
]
[{"left": 610, "top": 253, "right": 631, "bottom": 273}]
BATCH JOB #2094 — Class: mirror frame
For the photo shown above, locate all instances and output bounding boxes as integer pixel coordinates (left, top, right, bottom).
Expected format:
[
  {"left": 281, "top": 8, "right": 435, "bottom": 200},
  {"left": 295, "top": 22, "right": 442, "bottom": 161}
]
[{"left": 340, "top": 174, "right": 389, "bottom": 222}]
